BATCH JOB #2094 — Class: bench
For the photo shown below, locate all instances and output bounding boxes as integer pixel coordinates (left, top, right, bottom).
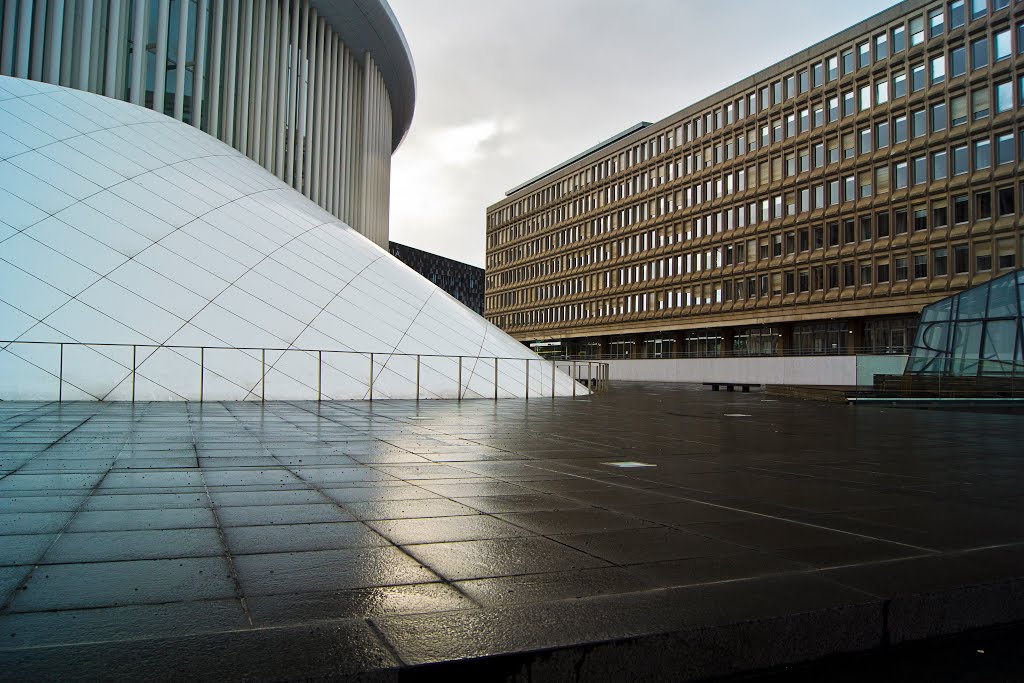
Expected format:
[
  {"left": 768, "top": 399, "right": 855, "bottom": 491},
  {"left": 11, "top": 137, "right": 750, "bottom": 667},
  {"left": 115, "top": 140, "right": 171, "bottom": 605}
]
[{"left": 703, "top": 382, "right": 760, "bottom": 393}]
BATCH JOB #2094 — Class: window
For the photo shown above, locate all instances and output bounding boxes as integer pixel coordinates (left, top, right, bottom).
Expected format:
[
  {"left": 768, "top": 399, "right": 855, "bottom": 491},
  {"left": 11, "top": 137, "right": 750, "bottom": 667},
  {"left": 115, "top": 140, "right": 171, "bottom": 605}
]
[
  {"left": 950, "top": 0, "right": 965, "bottom": 29},
  {"left": 844, "top": 219, "right": 856, "bottom": 243},
  {"left": 933, "top": 150, "right": 948, "bottom": 179},
  {"left": 813, "top": 105, "right": 824, "bottom": 128},
  {"left": 860, "top": 215, "right": 873, "bottom": 241},
  {"left": 877, "top": 261, "right": 891, "bottom": 283},
  {"left": 953, "top": 144, "right": 969, "bottom": 174},
  {"left": 843, "top": 91, "right": 855, "bottom": 116},
  {"left": 950, "top": 46, "right": 967, "bottom": 77},
  {"left": 895, "top": 209, "right": 908, "bottom": 234},
  {"left": 893, "top": 72, "right": 907, "bottom": 99},
  {"left": 997, "top": 239, "right": 1016, "bottom": 270},
  {"left": 954, "top": 244, "right": 970, "bottom": 273},
  {"left": 951, "top": 94, "right": 968, "bottom": 126},
  {"left": 913, "top": 207, "right": 928, "bottom": 231},
  {"left": 799, "top": 148, "right": 810, "bottom": 172},
  {"left": 954, "top": 194, "right": 969, "bottom": 223},
  {"left": 976, "top": 246, "right": 992, "bottom": 272},
  {"left": 842, "top": 48, "right": 855, "bottom": 75},
  {"left": 971, "top": 38, "right": 988, "bottom": 70},
  {"left": 859, "top": 42, "right": 871, "bottom": 68},
  {"left": 877, "top": 211, "right": 891, "bottom": 237},
  {"left": 931, "top": 55, "right": 946, "bottom": 84},
  {"left": 894, "top": 161, "right": 909, "bottom": 189},
  {"left": 976, "top": 190, "right": 992, "bottom": 219},
  {"left": 994, "top": 30, "right": 1011, "bottom": 61},
  {"left": 934, "top": 202, "right": 949, "bottom": 228},
  {"left": 859, "top": 128, "right": 872, "bottom": 155},
  {"left": 913, "top": 107, "right": 929, "bottom": 137},
  {"left": 932, "top": 101, "right": 947, "bottom": 132},
  {"left": 972, "top": 88, "right": 990, "bottom": 120},
  {"left": 813, "top": 225, "right": 824, "bottom": 249},
  {"left": 813, "top": 62, "right": 824, "bottom": 87},
  {"left": 844, "top": 175, "right": 856, "bottom": 201},
  {"left": 860, "top": 261, "right": 873, "bottom": 286},
  {"left": 974, "top": 138, "right": 991, "bottom": 169},
  {"left": 929, "top": 8, "right": 945, "bottom": 37},
  {"left": 876, "top": 165, "right": 890, "bottom": 195},
  {"left": 913, "top": 253, "right": 928, "bottom": 279},
  {"left": 913, "top": 156, "right": 928, "bottom": 185},
  {"left": 828, "top": 55, "right": 839, "bottom": 81},
  {"left": 912, "top": 63, "right": 926, "bottom": 92},
  {"left": 896, "top": 256, "right": 908, "bottom": 281},
  {"left": 995, "top": 80, "right": 1013, "bottom": 113},
  {"left": 828, "top": 221, "right": 840, "bottom": 247},
  {"left": 997, "top": 133, "right": 1014, "bottom": 165},
  {"left": 799, "top": 70, "right": 809, "bottom": 94},
  {"left": 843, "top": 262, "right": 856, "bottom": 287},
  {"left": 773, "top": 80, "right": 783, "bottom": 104},
  {"left": 970, "top": 0, "right": 986, "bottom": 21},
  {"left": 933, "top": 248, "right": 949, "bottom": 276},
  {"left": 910, "top": 16, "right": 925, "bottom": 46},
  {"left": 799, "top": 108, "right": 809, "bottom": 132},
  {"left": 876, "top": 121, "right": 889, "bottom": 149},
  {"left": 786, "top": 75, "right": 796, "bottom": 99},
  {"left": 893, "top": 25, "right": 907, "bottom": 53},
  {"left": 828, "top": 137, "right": 840, "bottom": 164},
  {"left": 828, "top": 96, "right": 839, "bottom": 122},
  {"left": 876, "top": 34, "right": 889, "bottom": 61},
  {"left": 894, "top": 114, "right": 908, "bottom": 143},
  {"left": 813, "top": 142, "right": 824, "bottom": 168},
  {"left": 876, "top": 80, "right": 889, "bottom": 105},
  {"left": 998, "top": 186, "right": 1015, "bottom": 215}
]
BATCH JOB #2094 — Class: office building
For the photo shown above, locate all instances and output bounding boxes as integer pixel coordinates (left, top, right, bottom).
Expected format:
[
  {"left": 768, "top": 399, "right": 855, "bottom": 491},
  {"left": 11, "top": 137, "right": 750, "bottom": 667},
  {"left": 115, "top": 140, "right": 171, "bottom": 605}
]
[
  {"left": 389, "top": 242, "right": 485, "bottom": 314},
  {"left": 486, "top": 0, "right": 1024, "bottom": 359}
]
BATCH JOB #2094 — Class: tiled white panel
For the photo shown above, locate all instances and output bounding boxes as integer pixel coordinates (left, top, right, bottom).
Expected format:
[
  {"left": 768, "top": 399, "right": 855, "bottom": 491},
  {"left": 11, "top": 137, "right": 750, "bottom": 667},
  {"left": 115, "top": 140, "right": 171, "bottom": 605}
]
[{"left": 0, "top": 78, "right": 583, "bottom": 400}]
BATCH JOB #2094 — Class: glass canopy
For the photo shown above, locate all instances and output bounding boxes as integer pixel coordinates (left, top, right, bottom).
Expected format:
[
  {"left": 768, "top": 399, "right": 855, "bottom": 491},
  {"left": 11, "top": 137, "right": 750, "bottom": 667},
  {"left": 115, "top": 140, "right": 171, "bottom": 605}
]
[{"left": 906, "top": 268, "right": 1024, "bottom": 377}]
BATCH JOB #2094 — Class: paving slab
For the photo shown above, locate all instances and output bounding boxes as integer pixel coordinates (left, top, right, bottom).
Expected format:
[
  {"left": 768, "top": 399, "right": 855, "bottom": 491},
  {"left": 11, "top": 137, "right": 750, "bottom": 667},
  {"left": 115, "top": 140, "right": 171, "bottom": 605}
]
[{"left": 1, "top": 383, "right": 1023, "bottom": 680}]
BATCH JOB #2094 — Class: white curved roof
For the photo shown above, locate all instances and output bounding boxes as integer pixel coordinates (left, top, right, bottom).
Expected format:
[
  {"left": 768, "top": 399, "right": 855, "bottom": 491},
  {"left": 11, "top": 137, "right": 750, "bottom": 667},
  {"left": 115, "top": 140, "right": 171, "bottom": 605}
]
[{"left": 0, "top": 77, "right": 580, "bottom": 400}]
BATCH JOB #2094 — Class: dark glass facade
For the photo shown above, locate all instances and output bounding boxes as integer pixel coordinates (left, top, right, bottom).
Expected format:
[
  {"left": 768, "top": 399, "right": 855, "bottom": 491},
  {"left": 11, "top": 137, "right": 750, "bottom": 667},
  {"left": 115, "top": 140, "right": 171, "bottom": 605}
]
[
  {"left": 907, "top": 267, "right": 1024, "bottom": 375},
  {"left": 389, "top": 242, "right": 485, "bottom": 314}
]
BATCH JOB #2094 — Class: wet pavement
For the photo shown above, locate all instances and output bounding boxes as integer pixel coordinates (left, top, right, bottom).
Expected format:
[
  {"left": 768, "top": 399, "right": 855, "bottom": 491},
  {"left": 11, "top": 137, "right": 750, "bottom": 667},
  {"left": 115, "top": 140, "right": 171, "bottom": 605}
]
[{"left": 1, "top": 383, "right": 1023, "bottom": 680}]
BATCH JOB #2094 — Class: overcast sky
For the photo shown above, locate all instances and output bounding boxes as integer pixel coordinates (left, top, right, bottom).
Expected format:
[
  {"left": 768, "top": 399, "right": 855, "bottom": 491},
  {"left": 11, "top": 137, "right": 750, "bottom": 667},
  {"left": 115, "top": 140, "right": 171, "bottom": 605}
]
[{"left": 386, "top": 0, "right": 900, "bottom": 267}]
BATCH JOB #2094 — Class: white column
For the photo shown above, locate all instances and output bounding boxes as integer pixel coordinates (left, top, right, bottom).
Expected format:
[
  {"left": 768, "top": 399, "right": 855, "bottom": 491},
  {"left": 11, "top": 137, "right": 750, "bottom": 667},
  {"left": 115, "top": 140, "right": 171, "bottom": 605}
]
[
  {"left": 43, "top": 0, "right": 64, "bottom": 83},
  {"left": 301, "top": 8, "right": 317, "bottom": 196},
  {"left": 104, "top": 0, "right": 122, "bottom": 96},
  {"left": 264, "top": 0, "right": 278, "bottom": 171},
  {"left": 172, "top": 0, "right": 188, "bottom": 119},
  {"left": 360, "top": 52, "right": 372, "bottom": 234},
  {"left": 274, "top": 0, "right": 289, "bottom": 178},
  {"left": 152, "top": 0, "right": 169, "bottom": 113},
  {"left": 207, "top": 0, "right": 224, "bottom": 136},
  {"left": 192, "top": 0, "right": 208, "bottom": 127},
  {"left": 15, "top": 0, "right": 33, "bottom": 78},
  {"left": 129, "top": 0, "right": 146, "bottom": 104},
  {"left": 76, "top": 0, "right": 94, "bottom": 90},
  {"left": 1, "top": 1, "right": 17, "bottom": 75},
  {"left": 321, "top": 31, "right": 334, "bottom": 210},
  {"left": 237, "top": 0, "right": 251, "bottom": 155},
  {"left": 303, "top": 13, "right": 319, "bottom": 197},
  {"left": 58, "top": 0, "right": 74, "bottom": 86},
  {"left": 222, "top": 0, "right": 238, "bottom": 145},
  {"left": 29, "top": 0, "right": 46, "bottom": 80},
  {"left": 287, "top": 0, "right": 304, "bottom": 187},
  {"left": 249, "top": 0, "right": 265, "bottom": 162}
]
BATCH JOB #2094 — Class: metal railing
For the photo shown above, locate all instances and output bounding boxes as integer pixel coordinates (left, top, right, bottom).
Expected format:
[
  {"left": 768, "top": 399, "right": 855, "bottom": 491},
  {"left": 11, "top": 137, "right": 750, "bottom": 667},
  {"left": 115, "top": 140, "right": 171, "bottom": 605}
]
[{"left": 0, "top": 340, "right": 610, "bottom": 402}]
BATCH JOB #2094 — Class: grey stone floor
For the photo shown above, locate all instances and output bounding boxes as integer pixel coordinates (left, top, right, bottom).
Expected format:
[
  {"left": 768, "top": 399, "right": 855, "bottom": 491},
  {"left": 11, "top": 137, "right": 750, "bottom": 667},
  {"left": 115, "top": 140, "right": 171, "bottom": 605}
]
[{"left": 1, "top": 383, "right": 1023, "bottom": 680}]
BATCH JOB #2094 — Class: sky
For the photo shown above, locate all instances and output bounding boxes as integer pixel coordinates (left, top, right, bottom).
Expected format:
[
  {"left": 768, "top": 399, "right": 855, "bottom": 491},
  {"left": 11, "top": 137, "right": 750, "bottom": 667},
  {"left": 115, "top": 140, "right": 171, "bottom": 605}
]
[{"left": 386, "top": 0, "right": 900, "bottom": 268}]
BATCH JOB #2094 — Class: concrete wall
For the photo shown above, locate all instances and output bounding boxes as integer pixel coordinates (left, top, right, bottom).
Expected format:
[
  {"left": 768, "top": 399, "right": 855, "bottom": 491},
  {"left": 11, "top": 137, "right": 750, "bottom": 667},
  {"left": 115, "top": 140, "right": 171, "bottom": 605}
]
[{"left": 605, "top": 355, "right": 909, "bottom": 386}]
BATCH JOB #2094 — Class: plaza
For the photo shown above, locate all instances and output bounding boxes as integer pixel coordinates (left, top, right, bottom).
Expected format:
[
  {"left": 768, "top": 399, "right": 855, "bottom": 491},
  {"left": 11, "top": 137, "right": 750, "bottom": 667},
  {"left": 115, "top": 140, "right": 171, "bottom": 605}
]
[{"left": 2, "top": 384, "right": 1023, "bottom": 679}]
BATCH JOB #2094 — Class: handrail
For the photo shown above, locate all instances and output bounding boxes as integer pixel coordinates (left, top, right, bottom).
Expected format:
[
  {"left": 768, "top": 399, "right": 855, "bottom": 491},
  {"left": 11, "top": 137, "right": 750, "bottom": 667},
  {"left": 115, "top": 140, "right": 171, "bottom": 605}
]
[{"left": 0, "top": 340, "right": 611, "bottom": 402}]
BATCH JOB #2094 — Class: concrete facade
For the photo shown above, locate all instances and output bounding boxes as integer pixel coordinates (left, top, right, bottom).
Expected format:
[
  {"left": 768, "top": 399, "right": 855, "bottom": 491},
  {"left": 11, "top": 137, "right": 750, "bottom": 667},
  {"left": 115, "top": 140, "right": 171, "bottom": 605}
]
[{"left": 604, "top": 355, "right": 909, "bottom": 386}]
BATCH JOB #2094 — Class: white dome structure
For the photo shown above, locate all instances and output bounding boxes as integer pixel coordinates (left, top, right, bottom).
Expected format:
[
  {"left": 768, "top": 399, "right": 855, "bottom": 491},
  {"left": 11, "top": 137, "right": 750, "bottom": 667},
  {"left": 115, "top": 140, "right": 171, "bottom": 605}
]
[{"left": 0, "top": 76, "right": 584, "bottom": 401}]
